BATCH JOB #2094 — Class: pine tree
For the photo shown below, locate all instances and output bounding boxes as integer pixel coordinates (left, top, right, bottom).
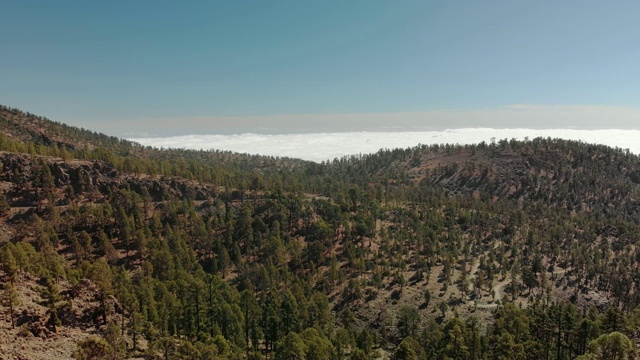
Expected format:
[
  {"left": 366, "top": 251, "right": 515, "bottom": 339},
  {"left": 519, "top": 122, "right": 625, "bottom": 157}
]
[
  {"left": 40, "top": 279, "right": 62, "bottom": 332},
  {"left": 2, "top": 283, "right": 20, "bottom": 328},
  {"left": 0, "top": 194, "right": 10, "bottom": 216},
  {"left": 104, "top": 320, "right": 126, "bottom": 357},
  {"left": 1, "top": 246, "right": 19, "bottom": 282}
]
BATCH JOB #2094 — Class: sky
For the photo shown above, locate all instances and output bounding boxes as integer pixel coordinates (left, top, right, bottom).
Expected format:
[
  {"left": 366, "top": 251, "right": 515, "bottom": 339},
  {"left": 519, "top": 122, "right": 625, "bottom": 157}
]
[{"left": 2, "top": 1, "right": 640, "bottom": 137}]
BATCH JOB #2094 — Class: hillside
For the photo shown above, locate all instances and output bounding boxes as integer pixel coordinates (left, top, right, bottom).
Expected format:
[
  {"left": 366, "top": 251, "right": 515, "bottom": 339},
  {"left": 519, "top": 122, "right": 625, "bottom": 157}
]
[{"left": 1, "top": 105, "right": 640, "bottom": 360}]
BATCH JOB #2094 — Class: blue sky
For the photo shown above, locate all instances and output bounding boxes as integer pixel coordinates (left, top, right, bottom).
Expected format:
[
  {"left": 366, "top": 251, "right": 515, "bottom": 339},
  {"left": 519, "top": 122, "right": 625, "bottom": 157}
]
[{"left": 2, "top": 1, "right": 640, "bottom": 135}]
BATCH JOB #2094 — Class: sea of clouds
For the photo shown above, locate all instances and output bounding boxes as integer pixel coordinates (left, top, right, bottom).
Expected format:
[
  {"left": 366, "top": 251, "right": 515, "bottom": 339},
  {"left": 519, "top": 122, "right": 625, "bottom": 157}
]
[{"left": 130, "top": 128, "right": 640, "bottom": 163}]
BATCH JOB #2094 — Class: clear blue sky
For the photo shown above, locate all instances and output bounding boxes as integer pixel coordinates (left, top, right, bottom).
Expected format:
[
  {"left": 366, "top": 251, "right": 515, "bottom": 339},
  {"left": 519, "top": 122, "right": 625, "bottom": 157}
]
[{"left": 2, "top": 1, "right": 640, "bottom": 135}]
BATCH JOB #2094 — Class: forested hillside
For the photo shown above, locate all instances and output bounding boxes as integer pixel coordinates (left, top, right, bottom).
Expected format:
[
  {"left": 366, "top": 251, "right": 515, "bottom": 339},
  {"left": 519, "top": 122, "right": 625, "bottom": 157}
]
[{"left": 1, "top": 105, "right": 640, "bottom": 360}]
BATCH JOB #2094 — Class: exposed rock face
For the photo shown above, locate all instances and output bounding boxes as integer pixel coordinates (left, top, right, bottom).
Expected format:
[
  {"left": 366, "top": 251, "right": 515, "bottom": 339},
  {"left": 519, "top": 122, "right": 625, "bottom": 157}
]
[{"left": 0, "top": 152, "right": 217, "bottom": 209}]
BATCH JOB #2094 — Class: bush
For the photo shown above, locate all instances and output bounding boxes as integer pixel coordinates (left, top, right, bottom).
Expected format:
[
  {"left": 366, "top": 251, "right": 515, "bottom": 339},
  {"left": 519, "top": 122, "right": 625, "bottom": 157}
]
[{"left": 73, "top": 337, "right": 112, "bottom": 360}]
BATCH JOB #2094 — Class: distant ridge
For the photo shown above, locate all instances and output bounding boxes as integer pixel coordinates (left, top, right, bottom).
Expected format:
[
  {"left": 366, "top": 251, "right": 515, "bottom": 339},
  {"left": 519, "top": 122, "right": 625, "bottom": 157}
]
[{"left": 0, "top": 104, "right": 135, "bottom": 151}]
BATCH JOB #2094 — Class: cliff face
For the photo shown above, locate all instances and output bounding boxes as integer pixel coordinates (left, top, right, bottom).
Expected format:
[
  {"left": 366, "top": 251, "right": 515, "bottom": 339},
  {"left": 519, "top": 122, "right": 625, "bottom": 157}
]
[{"left": 0, "top": 152, "right": 216, "bottom": 211}]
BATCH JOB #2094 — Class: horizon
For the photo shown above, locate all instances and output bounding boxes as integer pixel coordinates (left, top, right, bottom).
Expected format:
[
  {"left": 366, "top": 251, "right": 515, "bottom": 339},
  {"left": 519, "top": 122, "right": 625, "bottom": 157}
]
[
  {"left": 130, "top": 128, "right": 640, "bottom": 163},
  {"left": 5, "top": 103, "right": 639, "bottom": 138}
]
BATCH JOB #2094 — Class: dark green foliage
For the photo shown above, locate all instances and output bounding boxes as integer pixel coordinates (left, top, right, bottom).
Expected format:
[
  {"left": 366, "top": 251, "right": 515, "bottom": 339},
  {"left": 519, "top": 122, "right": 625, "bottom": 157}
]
[
  {"left": 0, "top": 194, "right": 9, "bottom": 216},
  {"left": 2, "top": 283, "right": 20, "bottom": 328},
  {"left": 394, "top": 336, "right": 423, "bottom": 360},
  {"left": 579, "top": 331, "right": 636, "bottom": 360},
  {"left": 73, "top": 337, "right": 113, "bottom": 360},
  {"left": 3, "top": 105, "right": 640, "bottom": 359},
  {"left": 396, "top": 306, "right": 420, "bottom": 339}
]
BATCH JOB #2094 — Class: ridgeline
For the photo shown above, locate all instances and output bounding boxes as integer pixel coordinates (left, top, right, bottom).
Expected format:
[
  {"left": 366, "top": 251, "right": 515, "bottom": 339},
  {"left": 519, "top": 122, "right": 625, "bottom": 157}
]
[{"left": 1, "top": 105, "right": 640, "bottom": 359}]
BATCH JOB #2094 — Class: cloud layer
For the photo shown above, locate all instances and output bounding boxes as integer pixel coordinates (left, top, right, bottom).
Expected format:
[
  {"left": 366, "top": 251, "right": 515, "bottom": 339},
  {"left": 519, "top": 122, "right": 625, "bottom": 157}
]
[{"left": 130, "top": 128, "right": 640, "bottom": 163}]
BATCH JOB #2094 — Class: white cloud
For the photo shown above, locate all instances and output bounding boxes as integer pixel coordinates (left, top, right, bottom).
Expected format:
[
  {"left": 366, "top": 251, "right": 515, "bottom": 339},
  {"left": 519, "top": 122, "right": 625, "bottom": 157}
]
[{"left": 130, "top": 128, "right": 640, "bottom": 163}]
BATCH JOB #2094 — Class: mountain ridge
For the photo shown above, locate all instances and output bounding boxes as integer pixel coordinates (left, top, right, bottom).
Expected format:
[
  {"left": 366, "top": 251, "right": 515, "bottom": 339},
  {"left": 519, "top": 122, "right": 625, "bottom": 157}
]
[{"left": 1, "top": 104, "right": 640, "bottom": 360}]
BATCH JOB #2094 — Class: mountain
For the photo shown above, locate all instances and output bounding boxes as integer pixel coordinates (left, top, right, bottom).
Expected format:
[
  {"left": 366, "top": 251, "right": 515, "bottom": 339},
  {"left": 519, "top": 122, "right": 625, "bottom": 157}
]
[{"left": 1, "top": 105, "right": 640, "bottom": 360}]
